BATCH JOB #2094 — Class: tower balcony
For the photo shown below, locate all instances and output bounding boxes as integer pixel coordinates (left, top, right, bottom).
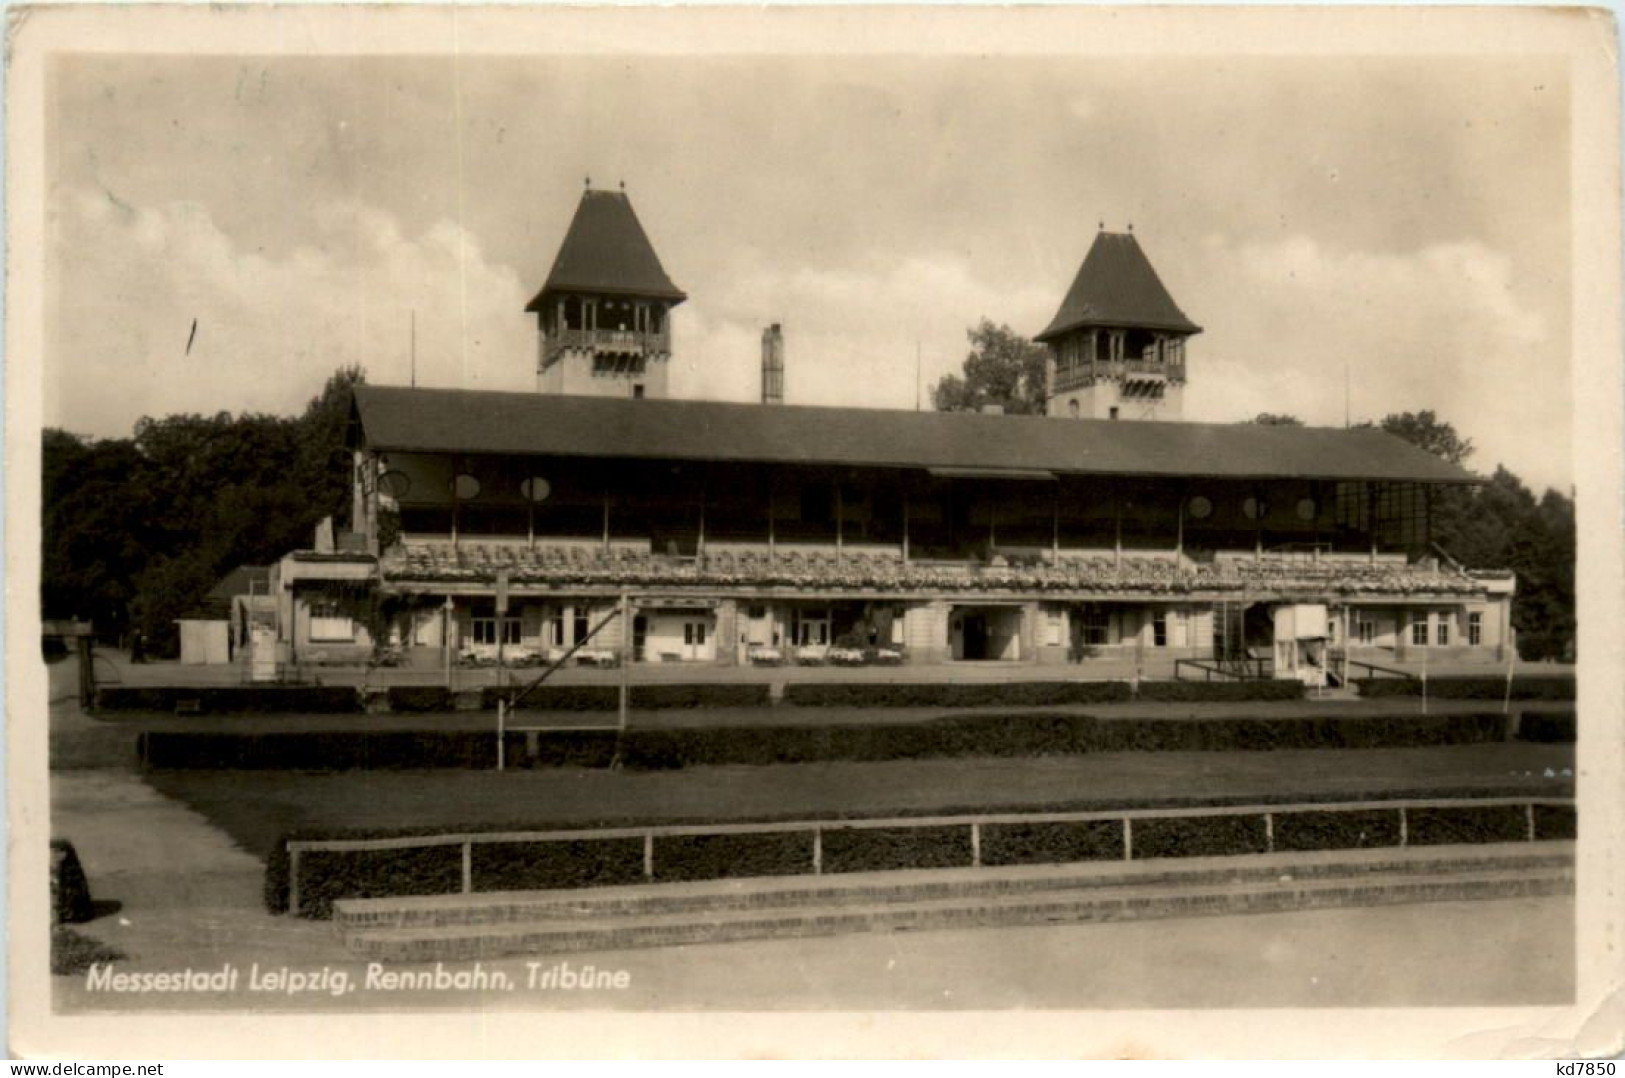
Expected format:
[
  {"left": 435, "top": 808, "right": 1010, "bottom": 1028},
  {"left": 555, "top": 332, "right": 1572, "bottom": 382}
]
[
  {"left": 545, "top": 327, "right": 672, "bottom": 365},
  {"left": 1052, "top": 358, "right": 1186, "bottom": 394}
]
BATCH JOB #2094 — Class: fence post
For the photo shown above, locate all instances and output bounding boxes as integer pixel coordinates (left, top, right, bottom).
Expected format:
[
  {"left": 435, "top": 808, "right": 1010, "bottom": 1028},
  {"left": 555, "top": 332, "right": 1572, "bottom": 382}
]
[
  {"left": 643, "top": 832, "right": 655, "bottom": 880},
  {"left": 288, "top": 847, "right": 301, "bottom": 917},
  {"left": 1526, "top": 803, "right": 1537, "bottom": 843},
  {"left": 1123, "top": 818, "right": 1134, "bottom": 861},
  {"left": 813, "top": 828, "right": 823, "bottom": 875},
  {"left": 497, "top": 698, "right": 506, "bottom": 772},
  {"left": 462, "top": 841, "right": 473, "bottom": 894},
  {"left": 1264, "top": 812, "right": 1275, "bottom": 854},
  {"left": 1399, "top": 807, "right": 1408, "bottom": 848},
  {"left": 971, "top": 822, "right": 981, "bottom": 868}
]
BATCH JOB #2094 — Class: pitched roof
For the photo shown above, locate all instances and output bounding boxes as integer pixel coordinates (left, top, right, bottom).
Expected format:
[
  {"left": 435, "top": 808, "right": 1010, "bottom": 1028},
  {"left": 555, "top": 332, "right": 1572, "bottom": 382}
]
[
  {"left": 350, "top": 386, "right": 1478, "bottom": 486},
  {"left": 1037, "top": 231, "right": 1201, "bottom": 341},
  {"left": 524, "top": 189, "right": 686, "bottom": 310}
]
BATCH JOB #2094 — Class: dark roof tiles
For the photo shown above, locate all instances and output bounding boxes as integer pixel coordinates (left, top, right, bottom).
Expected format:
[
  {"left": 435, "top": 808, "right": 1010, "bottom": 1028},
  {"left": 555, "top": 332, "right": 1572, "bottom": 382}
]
[
  {"left": 1039, "top": 231, "right": 1200, "bottom": 340},
  {"left": 525, "top": 189, "right": 686, "bottom": 310},
  {"left": 351, "top": 385, "right": 1478, "bottom": 486}
]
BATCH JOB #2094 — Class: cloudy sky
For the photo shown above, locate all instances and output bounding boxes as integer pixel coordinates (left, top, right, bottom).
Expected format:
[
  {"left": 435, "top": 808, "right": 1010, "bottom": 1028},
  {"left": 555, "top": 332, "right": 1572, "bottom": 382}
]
[{"left": 46, "top": 48, "right": 1573, "bottom": 493}]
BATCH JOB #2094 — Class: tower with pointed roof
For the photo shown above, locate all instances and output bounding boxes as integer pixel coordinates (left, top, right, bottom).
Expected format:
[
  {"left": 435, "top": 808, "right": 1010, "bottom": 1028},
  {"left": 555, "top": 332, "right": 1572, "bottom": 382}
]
[
  {"left": 1037, "top": 229, "right": 1201, "bottom": 422},
  {"left": 525, "top": 183, "right": 687, "bottom": 399}
]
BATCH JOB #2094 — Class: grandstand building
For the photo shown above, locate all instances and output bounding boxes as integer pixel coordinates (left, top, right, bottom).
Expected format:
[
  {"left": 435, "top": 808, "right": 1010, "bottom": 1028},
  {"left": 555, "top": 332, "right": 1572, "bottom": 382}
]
[{"left": 275, "top": 184, "right": 1516, "bottom": 680}]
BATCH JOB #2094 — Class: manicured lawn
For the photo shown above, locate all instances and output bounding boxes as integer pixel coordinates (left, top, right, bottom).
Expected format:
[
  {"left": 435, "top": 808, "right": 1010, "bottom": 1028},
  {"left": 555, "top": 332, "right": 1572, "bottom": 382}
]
[{"left": 147, "top": 741, "right": 1576, "bottom": 862}]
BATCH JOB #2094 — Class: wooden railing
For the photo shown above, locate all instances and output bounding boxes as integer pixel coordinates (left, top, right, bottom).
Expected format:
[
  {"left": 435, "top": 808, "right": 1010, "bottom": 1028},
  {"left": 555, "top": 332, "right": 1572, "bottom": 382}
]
[
  {"left": 546, "top": 327, "right": 670, "bottom": 361},
  {"left": 1174, "top": 656, "right": 1275, "bottom": 682},
  {"left": 282, "top": 794, "right": 1572, "bottom": 915},
  {"left": 1053, "top": 358, "right": 1186, "bottom": 392}
]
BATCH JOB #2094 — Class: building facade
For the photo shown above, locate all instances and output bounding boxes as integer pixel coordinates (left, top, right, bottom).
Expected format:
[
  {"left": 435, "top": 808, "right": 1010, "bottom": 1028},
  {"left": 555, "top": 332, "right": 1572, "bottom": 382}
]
[{"left": 269, "top": 187, "right": 1516, "bottom": 681}]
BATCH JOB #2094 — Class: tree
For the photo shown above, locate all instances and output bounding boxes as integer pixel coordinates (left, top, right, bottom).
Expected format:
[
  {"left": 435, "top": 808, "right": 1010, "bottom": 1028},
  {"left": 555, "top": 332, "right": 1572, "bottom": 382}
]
[
  {"left": 932, "top": 320, "right": 1049, "bottom": 415},
  {"left": 1363, "top": 410, "right": 1573, "bottom": 661},
  {"left": 1247, "top": 413, "right": 1304, "bottom": 426},
  {"left": 40, "top": 365, "right": 368, "bottom": 655},
  {"left": 1361, "top": 410, "right": 1474, "bottom": 467}
]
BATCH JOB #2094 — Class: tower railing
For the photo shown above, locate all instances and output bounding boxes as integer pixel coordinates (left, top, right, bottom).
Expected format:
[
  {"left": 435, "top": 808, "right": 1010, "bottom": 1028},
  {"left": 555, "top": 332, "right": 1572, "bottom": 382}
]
[
  {"left": 1052, "top": 358, "right": 1186, "bottom": 393},
  {"left": 545, "top": 327, "right": 671, "bottom": 363}
]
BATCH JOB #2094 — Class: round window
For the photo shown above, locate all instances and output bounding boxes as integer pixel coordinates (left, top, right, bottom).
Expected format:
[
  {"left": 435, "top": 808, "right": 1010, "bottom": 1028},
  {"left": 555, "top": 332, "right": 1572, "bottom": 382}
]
[
  {"left": 1296, "top": 498, "right": 1317, "bottom": 521},
  {"left": 1243, "top": 497, "right": 1264, "bottom": 520},
  {"left": 520, "top": 477, "right": 552, "bottom": 503},
  {"left": 452, "top": 474, "right": 481, "bottom": 500},
  {"left": 1187, "top": 496, "right": 1213, "bottom": 520}
]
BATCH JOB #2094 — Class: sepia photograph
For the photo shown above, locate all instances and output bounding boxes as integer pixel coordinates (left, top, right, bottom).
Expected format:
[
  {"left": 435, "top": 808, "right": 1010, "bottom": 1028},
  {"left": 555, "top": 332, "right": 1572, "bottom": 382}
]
[{"left": 7, "top": 3, "right": 1622, "bottom": 1060}]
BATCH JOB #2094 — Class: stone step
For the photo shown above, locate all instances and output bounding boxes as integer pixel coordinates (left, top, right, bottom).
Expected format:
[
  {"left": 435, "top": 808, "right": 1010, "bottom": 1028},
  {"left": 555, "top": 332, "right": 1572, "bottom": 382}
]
[
  {"left": 332, "top": 842, "right": 1573, "bottom": 932},
  {"left": 341, "top": 862, "right": 1572, "bottom": 963}
]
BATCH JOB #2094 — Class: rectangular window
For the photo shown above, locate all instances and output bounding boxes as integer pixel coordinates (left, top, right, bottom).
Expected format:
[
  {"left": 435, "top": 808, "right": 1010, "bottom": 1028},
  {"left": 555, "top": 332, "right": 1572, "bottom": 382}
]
[
  {"left": 471, "top": 617, "right": 520, "bottom": 646},
  {"left": 549, "top": 609, "right": 565, "bottom": 648},
  {"left": 1080, "top": 609, "right": 1110, "bottom": 646},
  {"left": 1468, "top": 612, "right": 1483, "bottom": 646},
  {"left": 1358, "top": 618, "right": 1377, "bottom": 646},
  {"left": 574, "top": 612, "right": 590, "bottom": 646},
  {"left": 1152, "top": 612, "right": 1168, "bottom": 648},
  {"left": 1411, "top": 619, "right": 1429, "bottom": 647},
  {"left": 308, "top": 599, "right": 354, "bottom": 642},
  {"left": 1045, "top": 610, "right": 1064, "bottom": 647},
  {"left": 1436, "top": 616, "right": 1450, "bottom": 647}
]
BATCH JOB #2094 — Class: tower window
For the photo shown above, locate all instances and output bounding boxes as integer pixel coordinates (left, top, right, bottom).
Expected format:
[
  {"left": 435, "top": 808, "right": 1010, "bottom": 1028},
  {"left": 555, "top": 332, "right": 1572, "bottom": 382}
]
[
  {"left": 632, "top": 384, "right": 645, "bottom": 399},
  {"left": 1068, "top": 399, "right": 1080, "bottom": 418},
  {"left": 1109, "top": 406, "right": 1120, "bottom": 420}
]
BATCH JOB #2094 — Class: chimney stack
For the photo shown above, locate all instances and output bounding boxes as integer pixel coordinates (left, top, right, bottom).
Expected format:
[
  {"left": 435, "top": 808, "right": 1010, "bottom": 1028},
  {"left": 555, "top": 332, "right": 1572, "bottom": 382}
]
[{"left": 761, "top": 323, "right": 784, "bottom": 405}]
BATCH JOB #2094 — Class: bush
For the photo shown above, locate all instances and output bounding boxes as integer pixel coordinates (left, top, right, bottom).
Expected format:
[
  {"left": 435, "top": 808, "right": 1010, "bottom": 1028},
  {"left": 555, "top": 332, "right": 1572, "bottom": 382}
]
[
  {"left": 1137, "top": 680, "right": 1305, "bottom": 703},
  {"left": 1132, "top": 815, "right": 1269, "bottom": 859},
  {"left": 388, "top": 687, "right": 453, "bottom": 712},
  {"left": 1271, "top": 809, "right": 1401, "bottom": 852},
  {"left": 783, "top": 681, "right": 1132, "bottom": 708},
  {"left": 654, "top": 832, "right": 813, "bottom": 882},
  {"left": 1518, "top": 711, "right": 1577, "bottom": 743},
  {"left": 473, "top": 839, "right": 645, "bottom": 892},
  {"left": 1533, "top": 804, "right": 1577, "bottom": 840},
  {"left": 981, "top": 820, "right": 1123, "bottom": 866},
  {"left": 140, "top": 710, "right": 1513, "bottom": 771},
  {"left": 265, "top": 792, "right": 1574, "bottom": 917},
  {"left": 821, "top": 825, "right": 971, "bottom": 874},
  {"left": 1354, "top": 676, "right": 1575, "bottom": 701},
  {"left": 96, "top": 686, "right": 360, "bottom": 713},
  {"left": 488, "top": 683, "right": 771, "bottom": 712},
  {"left": 1405, "top": 804, "right": 1528, "bottom": 846},
  {"left": 51, "top": 839, "right": 94, "bottom": 925}
]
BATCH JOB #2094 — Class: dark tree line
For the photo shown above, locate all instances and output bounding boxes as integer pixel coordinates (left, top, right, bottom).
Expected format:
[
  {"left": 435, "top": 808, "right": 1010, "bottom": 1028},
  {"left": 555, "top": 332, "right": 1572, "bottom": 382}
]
[
  {"left": 937, "top": 330, "right": 1576, "bottom": 662},
  {"left": 42, "top": 366, "right": 363, "bottom": 656}
]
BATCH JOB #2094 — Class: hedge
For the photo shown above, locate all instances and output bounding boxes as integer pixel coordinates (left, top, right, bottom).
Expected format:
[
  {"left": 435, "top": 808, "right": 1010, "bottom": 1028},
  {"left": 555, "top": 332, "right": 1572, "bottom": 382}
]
[
  {"left": 140, "top": 710, "right": 1513, "bottom": 771},
  {"left": 483, "top": 684, "right": 772, "bottom": 711},
  {"left": 653, "top": 832, "right": 812, "bottom": 883},
  {"left": 1354, "top": 676, "right": 1575, "bottom": 701},
  {"left": 265, "top": 791, "right": 1574, "bottom": 917},
  {"left": 783, "top": 681, "right": 1132, "bottom": 708},
  {"left": 1518, "top": 711, "right": 1577, "bottom": 743},
  {"left": 96, "top": 686, "right": 360, "bottom": 714},
  {"left": 1136, "top": 680, "right": 1305, "bottom": 703},
  {"left": 980, "top": 820, "right": 1123, "bottom": 866},
  {"left": 820, "top": 826, "right": 971, "bottom": 874},
  {"left": 1405, "top": 803, "right": 1530, "bottom": 846},
  {"left": 1271, "top": 809, "right": 1401, "bottom": 852},
  {"left": 1132, "top": 815, "right": 1269, "bottom": 859}
]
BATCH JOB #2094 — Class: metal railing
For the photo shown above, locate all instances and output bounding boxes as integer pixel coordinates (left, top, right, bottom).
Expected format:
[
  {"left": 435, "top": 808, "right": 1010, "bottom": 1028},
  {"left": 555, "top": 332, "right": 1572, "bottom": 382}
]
[
  {"left": 545, "top": 328, "right": 670, "bottom": 360},
  {"left": 1053, "top": 358, "right": 1186, "bottom": 392},
  {"left": 1174, "top": 656, "right": 1275, "bottom": 681},
  {"left": 282, "top": 794, "right": 1572, "bottom": 915}
]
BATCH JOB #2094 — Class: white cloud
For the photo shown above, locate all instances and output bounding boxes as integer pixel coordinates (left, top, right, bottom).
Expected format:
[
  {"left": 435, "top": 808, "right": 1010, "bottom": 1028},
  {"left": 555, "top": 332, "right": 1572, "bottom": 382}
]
[
  {"left": 673, "top": 252, "right": 1056, "bottom": 412},
  {"left": 50, "top": 188, "right": 535, "bottom": 433},
  {"left": 1184, "top": 234, "right": 1568, "bottom": 493}
]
